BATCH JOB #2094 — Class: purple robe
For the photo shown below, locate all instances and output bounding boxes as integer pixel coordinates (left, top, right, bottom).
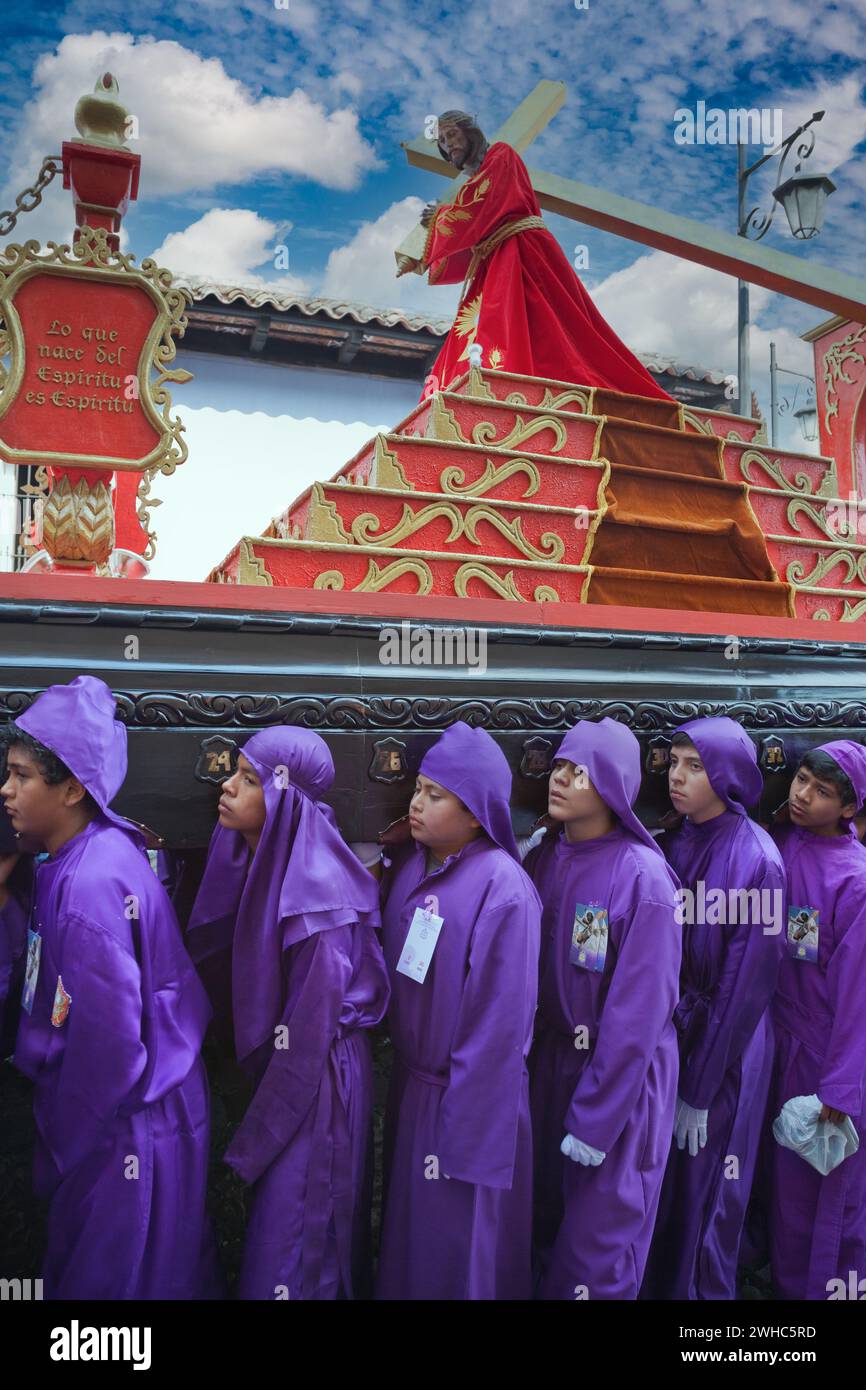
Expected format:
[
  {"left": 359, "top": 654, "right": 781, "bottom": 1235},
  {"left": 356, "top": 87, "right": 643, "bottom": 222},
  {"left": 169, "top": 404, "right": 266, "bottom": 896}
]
[
  {"left": 8, "top": 674, "right": 220, "bottom": 1300},
  {"left": 527, "top": 718, "right": 681, "bottom": 1300},
  {"left": 224, "top": 920, "right": 388, "bottom": 1299},
  {"left": 377, "top": 837, "right": 540, "bottom": 1299},
  {"left": 642, "top": 717, "right": 786, "bottom": 1300},
  {"left": 14, "top": 819, "right": 219, "bottom": 1299},
  {"left": 376, "top": 722, "right": 540, "bottom": 1300},
  {"left": 187, "top": 726, "right": 390, "bottom": 1300},
  {"left": 769, "top": 816, "right": 866, "bottom": 1299}
]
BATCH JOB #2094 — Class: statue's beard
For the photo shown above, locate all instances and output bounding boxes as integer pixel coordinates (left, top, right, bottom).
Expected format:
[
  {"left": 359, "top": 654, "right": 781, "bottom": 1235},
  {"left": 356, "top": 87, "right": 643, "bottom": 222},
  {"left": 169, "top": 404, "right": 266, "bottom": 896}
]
[{"left": 440, "top": 129, "right": 487, "bottom": 172}]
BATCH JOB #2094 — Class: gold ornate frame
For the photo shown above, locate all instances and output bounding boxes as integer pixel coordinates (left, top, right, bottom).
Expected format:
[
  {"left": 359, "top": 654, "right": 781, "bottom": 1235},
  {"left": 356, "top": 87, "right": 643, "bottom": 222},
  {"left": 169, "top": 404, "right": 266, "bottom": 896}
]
[{"left": 0, "top": 225, "right": 191, "bottom": 475}]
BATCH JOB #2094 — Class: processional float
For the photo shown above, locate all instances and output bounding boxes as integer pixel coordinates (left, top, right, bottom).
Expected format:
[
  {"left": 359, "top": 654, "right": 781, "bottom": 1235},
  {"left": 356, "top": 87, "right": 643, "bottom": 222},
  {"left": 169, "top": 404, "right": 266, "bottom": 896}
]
[{"left": 2, "top": 77, "right": 866, "bottom": 856}]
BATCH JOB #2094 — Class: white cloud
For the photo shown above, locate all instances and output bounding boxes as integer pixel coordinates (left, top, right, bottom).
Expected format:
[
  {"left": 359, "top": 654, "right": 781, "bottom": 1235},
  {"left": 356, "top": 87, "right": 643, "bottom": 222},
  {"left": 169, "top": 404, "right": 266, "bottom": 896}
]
[
  {"left": 595, "top": 249, "right": 780, "bottom": 364},
  {"left": 775, "top": 74, "right": 866, "bottom": 180},
  {"left": 320, "top": 196, "right": 461, "bottom": 318},
  {"left": 5, "top": 30, "right": 380, "bottom": 207},
  {"left": 591, "top": 248, "right": 817, "bottom": 450},
  {"left": 149, "top": 208, "right": 309, "bottom": 292}
]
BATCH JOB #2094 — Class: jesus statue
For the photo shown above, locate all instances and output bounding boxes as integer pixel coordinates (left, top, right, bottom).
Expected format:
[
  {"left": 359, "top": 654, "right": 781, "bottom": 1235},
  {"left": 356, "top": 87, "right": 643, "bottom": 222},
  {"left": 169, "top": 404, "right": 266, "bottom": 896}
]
[{"left": 397, "top": 109, "right": 674, "bottom": 403}]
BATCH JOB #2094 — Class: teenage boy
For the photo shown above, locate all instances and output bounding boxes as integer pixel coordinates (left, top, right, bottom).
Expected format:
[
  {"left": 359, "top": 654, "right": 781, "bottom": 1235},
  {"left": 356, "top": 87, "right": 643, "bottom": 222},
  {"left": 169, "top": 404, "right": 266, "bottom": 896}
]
[
  {"left": 0, "top": 676, "right": 220, "bottom": 1299},
  {"left": 768, "top": 740, "right": 866, "bottom": 1299},
  {"left": 526, "top": 717, "right": 681, "bottom": 1299},
  {"left": 642, "top": 717, "right": 785, "bottom": 1300},
  {"left": 376, "top": 721, "right": 541, "bottom": 1300}
]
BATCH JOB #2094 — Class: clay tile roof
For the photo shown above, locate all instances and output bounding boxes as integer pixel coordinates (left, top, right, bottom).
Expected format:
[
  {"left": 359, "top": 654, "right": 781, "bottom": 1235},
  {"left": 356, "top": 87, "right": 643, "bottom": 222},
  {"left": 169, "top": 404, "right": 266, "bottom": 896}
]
[
  {"left": 638, "top": 352, "right": 729, "bottom": 385},
  {"left": 175, "top": 279, "right": 731, "bottom": 380},
  {"left": 175, "top": 277, "right": 453, "bottom": 336}
]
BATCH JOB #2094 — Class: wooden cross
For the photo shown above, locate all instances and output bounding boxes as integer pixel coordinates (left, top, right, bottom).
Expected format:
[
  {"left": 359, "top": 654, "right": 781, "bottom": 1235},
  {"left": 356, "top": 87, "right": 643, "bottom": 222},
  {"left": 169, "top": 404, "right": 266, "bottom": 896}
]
[{"left": 395, "top": 80, "right": 866, "bottom": 323}]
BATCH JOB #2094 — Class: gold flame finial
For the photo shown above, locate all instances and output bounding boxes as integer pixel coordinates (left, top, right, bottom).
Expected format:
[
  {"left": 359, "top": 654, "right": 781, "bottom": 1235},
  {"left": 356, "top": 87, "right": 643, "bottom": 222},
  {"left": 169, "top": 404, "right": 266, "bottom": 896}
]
[{"left": 73, "top": 71, "right": 131, "bottom": 149}]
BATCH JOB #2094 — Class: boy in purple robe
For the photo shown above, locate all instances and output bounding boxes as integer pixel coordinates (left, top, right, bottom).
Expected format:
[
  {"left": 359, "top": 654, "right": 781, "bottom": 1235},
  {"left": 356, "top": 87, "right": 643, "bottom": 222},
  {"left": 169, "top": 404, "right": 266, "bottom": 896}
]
[
  {"left": 0, "top": 675, "right": 219, "bottom": 1299},
  {"left": 525, "top": 717, "right": 681, "bottom": 1299},
  {"left": 767, "top": 740, "right": 866, "bottom": 1299},
  {"left": 187, "top": 726, "right": 390, "bottom": 1300},
  {"left": 376, "top": 721, "right": 541, "bottom": 1300},
  {"left": 642, "top": 717, "right": 786, "bottom": 1300}
]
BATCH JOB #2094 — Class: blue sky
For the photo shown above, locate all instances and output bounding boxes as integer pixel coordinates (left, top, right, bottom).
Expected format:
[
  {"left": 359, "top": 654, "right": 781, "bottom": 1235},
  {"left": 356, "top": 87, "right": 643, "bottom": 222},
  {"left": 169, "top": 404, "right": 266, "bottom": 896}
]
[{"left": 1, "top": 0, "right": 864, "bottom": 427}]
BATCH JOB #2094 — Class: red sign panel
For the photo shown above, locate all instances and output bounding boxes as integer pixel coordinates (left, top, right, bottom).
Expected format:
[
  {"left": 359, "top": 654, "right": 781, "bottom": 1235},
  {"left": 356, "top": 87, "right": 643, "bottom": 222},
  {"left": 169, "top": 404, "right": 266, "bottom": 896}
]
[{"left": 0, "top": 270, "right": 161, "bottom": 468}]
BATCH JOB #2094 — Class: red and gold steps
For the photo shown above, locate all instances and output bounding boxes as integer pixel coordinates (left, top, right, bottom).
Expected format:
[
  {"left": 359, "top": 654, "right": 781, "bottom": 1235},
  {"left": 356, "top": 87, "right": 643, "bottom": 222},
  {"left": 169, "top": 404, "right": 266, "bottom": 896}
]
[{"left": 207, "top": 365, "right": 863, "bottom": 625}]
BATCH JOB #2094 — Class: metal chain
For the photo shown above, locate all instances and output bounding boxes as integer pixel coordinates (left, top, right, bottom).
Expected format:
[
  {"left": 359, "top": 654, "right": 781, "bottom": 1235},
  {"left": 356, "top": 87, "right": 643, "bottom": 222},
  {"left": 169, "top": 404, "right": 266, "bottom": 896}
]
[{"left": 0, "top": 156, "right": 63, "bottom": 238}]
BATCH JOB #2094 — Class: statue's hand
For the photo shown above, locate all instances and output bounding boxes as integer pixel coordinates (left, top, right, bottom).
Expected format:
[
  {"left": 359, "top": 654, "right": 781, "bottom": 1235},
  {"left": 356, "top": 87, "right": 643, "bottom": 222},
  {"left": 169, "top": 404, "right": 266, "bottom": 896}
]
[{"left": 420, "top": 202, "right": 439, "bottom": 228}]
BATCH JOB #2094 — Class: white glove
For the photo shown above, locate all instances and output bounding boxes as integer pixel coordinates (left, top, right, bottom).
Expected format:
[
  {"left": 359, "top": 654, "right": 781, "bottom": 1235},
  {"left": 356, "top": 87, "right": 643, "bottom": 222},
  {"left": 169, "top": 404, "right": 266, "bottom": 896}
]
[
  {"left": 517, "top": 826, "right": 548, "bottom": 862},
  {"left": 561, "top": 1133, "right": 606, "bottom": 1166},
  {"left": 674, "top": 1097, "right": 708, "bottom": 1156}
]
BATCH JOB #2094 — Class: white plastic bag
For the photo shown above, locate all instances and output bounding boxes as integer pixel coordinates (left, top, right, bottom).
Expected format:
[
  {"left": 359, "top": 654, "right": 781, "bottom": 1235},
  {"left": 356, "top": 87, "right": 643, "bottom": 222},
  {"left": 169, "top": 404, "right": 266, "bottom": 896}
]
[{"left": 772, "top": 1094, "right": 860, "bottom": 1175}]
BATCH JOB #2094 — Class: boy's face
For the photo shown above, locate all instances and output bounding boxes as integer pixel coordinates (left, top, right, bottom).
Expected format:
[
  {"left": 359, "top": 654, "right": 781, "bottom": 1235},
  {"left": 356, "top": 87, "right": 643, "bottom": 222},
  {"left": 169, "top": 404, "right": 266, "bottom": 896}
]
[
  {"left": 668, "top": 740, "right": 726, "bottom": 822},
  {"left": 547, "top": 758, "right": 610, "bottom": 824},
  {"left": 218, "top": 753, "right": 267, "bottom": 836},
  {"left": 409, "top": 774, "right": 480, "bottom": 854},
  {"left": 0, "top": 743, "right": 86, "bottom": 842},
  {"left": 788, "top": 763, "right": 857, "bottom": 836}
]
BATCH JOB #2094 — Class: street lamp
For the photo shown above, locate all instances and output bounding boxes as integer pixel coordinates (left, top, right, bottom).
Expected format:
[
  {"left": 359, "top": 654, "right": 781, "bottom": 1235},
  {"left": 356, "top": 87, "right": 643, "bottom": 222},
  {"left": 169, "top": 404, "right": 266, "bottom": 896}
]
[
  {"left": 794, "top": 399, "right": 819, "bottom": 444},
  {"left": 769, "top": 341, "right": 818, "bottom": 446},
  {"left": 737, "top": 111, "right": 835, "bottom": 418},
  {"left": 773, "top": 169, "right": 837, "bottom": 241}
]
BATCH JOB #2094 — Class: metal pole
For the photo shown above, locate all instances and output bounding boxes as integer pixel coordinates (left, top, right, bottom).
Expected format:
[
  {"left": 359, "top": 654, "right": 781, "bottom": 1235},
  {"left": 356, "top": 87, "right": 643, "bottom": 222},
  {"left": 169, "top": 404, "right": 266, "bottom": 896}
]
[
  {"left": 737, "top": 142, "right": 750, "bottom": 419},
  {"left": 769, "top": 340, "right": 778, "bottom": 446}
]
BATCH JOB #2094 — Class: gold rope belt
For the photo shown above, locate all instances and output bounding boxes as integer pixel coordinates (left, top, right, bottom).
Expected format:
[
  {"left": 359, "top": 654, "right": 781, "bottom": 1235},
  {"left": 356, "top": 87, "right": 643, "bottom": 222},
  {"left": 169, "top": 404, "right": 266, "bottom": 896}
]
[{"left": 462, "top": 214, "right": 546, "bottom": 295}]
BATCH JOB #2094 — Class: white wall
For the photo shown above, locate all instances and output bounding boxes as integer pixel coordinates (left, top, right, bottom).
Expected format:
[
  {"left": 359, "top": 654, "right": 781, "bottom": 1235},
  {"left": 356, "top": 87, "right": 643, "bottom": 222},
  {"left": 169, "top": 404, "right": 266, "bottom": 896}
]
[
  {"left": 147, "top": 349, "right": 423, "bottom": 582},
  {"left": 0, "top": 459, "right": 18, "bottom": 573}
]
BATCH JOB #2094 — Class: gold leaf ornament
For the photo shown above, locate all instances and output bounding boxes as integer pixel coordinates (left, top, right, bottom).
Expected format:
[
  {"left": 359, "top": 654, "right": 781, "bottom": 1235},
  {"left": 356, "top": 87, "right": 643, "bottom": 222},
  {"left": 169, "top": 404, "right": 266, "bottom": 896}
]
[
  {"left": 41, "top": 471, "right": 114, "bottom": 564},
  {"left": 440, "top": 455, "right": 540, "bottom": 499},
  {"left": 470, "top": 413, "right": 568, "bottom": 454},
  {"left": 313, "top": 557, "right": 434, "bottom": 595},
  {"left": 350, "top": 501, "right": 463, "bottom": 548}
]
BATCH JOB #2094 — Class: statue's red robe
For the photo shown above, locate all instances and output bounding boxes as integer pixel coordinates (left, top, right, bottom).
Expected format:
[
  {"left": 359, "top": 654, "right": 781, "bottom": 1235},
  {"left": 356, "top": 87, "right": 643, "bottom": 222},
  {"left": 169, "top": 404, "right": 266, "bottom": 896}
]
[{"left": 421, "top": 141, "right": 673, "bottom": 402}]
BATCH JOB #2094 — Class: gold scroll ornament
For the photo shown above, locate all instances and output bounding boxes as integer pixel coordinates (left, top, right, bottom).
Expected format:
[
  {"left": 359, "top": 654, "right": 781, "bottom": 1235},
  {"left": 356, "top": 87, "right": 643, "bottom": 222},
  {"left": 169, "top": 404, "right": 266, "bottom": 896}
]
[
  {"left": 313, "top": 557, "right": 434, "bottom": 595},
  {"left": 453, "top": 562, "right": 559, "bottom": 602},
  {"left": 348, "top": 497, "right": 564, "bottom": 563},
  {"left": 786, "top": 548, "right": 866, "bottom": 588},
  {"left": 439, "top": 454, "right": 541, "bottom": 499},
  {"left": 428, "top": 392, "right": 570, "bottom": 455},
  {"left": 739, "top": 448, "right": 814, "bottom": 495}
]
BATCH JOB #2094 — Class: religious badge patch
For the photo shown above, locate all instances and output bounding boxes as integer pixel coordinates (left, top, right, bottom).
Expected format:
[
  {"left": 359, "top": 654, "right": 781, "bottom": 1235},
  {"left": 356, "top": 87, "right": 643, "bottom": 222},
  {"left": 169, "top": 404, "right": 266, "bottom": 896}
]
[
  {"left": 51, "top": 975, "right": 72, "bottom": 1027},
  {"left": 22, "top": 929, "right": 42, "bottom": 1015},
  {"left": 786, "top": 905, "right": 819, "bottom": 964},
  {"left": 570, "top": 903, "right": 609, "bottom": 973},
  {"left": 396, "top": 906, "right": 444, "bottom": 984}
]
